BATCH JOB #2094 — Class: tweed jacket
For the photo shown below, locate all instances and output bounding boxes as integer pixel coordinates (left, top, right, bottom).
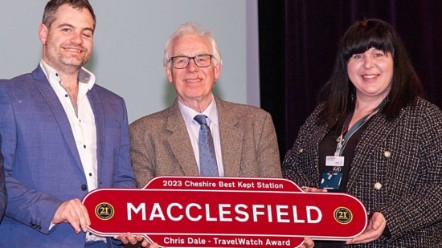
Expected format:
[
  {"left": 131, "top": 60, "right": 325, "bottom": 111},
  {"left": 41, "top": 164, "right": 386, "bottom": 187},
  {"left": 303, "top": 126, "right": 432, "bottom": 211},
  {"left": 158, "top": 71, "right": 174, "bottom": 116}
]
[
  {"left": 130, "top": 97, "right": 282, "bottom": 188},
  {"left": 283, "top": 97, "right": 442, "bottom": 247}
]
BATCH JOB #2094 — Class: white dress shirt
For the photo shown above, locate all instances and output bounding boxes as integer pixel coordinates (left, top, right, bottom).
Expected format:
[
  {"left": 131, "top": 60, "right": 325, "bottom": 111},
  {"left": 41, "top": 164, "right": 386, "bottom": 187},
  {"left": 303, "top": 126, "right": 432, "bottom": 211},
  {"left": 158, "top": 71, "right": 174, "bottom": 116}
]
[{"left": 40, "top": 61, "right": 104, "bottom": 242}]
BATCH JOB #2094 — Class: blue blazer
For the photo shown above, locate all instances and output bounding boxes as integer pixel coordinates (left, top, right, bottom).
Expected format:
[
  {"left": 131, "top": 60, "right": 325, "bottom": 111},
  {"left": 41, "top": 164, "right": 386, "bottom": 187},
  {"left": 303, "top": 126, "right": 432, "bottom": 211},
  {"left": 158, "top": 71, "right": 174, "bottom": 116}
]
[
  {"left": 0, "top": 67, "right": 136, "bottom": 247},
  {"left": 0, "top": 136, "right": 5, "bottom": 224}
]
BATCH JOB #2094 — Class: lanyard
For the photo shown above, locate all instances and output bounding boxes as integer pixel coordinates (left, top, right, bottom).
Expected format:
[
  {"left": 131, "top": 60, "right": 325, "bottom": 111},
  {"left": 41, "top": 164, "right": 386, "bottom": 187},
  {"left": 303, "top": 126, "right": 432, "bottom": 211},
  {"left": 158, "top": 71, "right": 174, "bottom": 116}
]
[{"left": 334, "top": 104, "right": 381, "bottom": 156}]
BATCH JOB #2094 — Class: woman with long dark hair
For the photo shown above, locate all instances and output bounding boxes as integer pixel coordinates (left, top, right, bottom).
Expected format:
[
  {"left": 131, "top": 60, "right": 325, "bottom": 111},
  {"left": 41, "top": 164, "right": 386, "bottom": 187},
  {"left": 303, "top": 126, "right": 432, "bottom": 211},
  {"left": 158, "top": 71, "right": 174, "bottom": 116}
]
[{"left": 283, "top": 19, "right": 442, "bottom": 247}]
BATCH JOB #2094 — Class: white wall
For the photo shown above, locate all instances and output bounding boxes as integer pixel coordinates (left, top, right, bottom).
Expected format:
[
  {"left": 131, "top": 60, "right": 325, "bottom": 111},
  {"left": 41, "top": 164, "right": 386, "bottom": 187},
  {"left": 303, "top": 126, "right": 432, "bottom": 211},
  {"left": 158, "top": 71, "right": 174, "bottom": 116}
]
[{"left": 0, "top": 0, "right": 259, "bottom": 122}]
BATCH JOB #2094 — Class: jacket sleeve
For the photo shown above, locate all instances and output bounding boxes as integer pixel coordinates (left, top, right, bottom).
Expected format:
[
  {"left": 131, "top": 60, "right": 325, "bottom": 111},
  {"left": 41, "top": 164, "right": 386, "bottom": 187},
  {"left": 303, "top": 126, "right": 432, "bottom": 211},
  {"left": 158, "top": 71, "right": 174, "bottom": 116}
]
[
  {"left": 378, "top": 104, "right": 442, "bottom": 239},
  {"left": 0, "top": 137, "right": 6, "bottom": 223},
  {"left": 255, "top": 111, "right": 282, "bottom": 178},
  {"left": 129, "top": 119, "right": 156, "bottom": 188},
  {"left": 282, "top": 106, "right": 324, "bottom": 188},
  {"left": 0, "top": 88, "right": 61, "bottom": 234}
]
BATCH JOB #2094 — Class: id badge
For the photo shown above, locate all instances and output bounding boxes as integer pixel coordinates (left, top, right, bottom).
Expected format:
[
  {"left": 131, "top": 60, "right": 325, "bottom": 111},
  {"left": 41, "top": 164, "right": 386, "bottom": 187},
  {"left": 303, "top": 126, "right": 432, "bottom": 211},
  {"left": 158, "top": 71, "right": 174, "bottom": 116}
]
[
  {"left": 320, "top": 172, "right": 343, "bottom": 190},
  {"left": 326, "top": 156, "right": 344, "bottom": 167}
]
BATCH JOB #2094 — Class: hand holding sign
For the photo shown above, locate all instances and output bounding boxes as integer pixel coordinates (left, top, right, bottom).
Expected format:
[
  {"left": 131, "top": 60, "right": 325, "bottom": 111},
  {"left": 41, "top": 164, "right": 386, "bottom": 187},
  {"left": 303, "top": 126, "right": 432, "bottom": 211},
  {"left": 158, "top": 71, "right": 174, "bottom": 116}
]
[{"left": 82, "top": 177, "right": 367, "bottom": 247}]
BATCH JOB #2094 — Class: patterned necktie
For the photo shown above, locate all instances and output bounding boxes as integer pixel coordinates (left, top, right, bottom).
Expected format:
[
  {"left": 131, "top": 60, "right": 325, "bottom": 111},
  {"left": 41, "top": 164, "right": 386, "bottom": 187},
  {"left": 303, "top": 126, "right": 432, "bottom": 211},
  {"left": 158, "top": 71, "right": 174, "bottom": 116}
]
[{"left": 194, "top": 114, "right": 219, "bottom": 176}]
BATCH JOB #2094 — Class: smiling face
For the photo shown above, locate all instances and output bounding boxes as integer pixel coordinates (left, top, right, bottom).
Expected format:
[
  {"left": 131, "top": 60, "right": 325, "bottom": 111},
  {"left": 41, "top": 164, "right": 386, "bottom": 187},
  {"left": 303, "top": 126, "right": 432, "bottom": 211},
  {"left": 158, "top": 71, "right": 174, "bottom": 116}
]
[
  {"left": 347, "top": 47, "right": 393, "bottom": 102},
  {"left": 39, "top": 4, "right": 94, "bottom": 74},
  {"left": 166, "top": 34, "right": 222, "bottom": 110}
]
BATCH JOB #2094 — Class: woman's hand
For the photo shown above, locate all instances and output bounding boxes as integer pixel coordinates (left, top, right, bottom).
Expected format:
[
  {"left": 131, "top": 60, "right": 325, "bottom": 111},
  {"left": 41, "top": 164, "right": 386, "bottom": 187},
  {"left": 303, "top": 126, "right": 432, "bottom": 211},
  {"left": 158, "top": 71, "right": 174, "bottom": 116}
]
[
  {"left": 302, "top": 187, "right": 327, "bottom": 193},
  {"left": 299, "top": 237, "right": 315, "bottom": 248},
  {"left": 346, "top": 212, "right": 386, "bottom": 244}
]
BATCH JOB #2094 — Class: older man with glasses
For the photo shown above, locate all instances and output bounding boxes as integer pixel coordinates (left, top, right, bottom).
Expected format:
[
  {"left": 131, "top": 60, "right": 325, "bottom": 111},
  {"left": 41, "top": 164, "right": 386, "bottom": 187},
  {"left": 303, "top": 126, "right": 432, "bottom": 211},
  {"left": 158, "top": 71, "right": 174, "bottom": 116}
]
[
  {"left": 130, "top": 22, "right": 282, "bottom": 188},
  {"left": 128, "top": 23, "right": 317, "bottom": 248}
]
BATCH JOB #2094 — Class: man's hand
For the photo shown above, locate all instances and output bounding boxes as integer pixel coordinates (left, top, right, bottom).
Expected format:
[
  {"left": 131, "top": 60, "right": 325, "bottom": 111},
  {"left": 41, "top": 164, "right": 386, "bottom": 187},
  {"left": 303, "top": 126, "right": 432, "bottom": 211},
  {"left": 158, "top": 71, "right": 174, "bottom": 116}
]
[
  {"left": 346, "top": 212, "right": 386, "bottom": 244},
  {"left": 118, "top": 232, "right": 159, "bottom": 247},
  {"left": 52, "top": 198, "right": 90, "bottom": 233}
]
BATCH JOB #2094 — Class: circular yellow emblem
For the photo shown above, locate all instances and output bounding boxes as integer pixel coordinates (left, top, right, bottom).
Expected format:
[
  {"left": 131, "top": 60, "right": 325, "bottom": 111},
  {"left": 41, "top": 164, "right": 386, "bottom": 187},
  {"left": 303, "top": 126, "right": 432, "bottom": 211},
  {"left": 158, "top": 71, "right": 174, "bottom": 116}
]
[
  {"left": 334, "top": 207, "right": 352, "bottom": 224},
  {"left": 95, "top": 202, "right": 114, "bottom": 221}
]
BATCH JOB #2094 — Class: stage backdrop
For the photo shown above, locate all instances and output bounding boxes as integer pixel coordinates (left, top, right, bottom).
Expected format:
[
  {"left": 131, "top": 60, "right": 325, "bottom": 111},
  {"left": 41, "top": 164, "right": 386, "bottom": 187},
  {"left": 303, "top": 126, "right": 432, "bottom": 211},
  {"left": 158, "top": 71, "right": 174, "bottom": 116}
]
[{"left": 0, "top": 0, "right": 260, "bottom": 122}]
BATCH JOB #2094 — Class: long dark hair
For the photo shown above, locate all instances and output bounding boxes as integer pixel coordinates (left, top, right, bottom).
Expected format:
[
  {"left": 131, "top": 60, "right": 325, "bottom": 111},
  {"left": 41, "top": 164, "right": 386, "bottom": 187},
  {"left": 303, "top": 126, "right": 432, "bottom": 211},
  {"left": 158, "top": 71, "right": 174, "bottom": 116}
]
[{"left": 318, "top": 19, "right": 425, "bottom": 127}]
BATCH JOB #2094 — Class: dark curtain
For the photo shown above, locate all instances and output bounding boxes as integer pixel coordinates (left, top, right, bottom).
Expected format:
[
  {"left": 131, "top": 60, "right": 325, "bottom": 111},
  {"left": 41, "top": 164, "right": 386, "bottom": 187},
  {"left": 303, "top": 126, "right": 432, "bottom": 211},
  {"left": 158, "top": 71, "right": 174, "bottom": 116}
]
[{"left": 258, "top": 0, "right": 442, "bottom": 160}]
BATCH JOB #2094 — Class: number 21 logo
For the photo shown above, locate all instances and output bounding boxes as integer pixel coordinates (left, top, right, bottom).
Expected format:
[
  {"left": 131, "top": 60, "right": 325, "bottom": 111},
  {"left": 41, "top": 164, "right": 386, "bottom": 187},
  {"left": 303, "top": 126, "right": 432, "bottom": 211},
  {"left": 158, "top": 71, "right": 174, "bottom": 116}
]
[{"left": 95, "top": 202, "right": 115, "bottom": 220}]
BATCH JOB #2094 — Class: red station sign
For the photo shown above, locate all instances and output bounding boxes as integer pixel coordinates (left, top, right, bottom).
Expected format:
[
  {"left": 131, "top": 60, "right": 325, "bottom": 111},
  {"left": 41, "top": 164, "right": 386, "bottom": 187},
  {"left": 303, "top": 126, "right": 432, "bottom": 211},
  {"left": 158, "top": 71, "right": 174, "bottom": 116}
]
[{"left": 83, "top": 177, "right": 368, "bottom": 247}]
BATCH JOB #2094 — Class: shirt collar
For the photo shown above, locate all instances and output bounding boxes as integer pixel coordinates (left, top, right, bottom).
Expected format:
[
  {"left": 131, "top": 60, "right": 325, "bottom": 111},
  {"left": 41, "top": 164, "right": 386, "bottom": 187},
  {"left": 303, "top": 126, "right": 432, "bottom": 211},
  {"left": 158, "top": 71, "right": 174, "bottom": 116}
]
[
  {"left": 39, "top": 60, "right": 96, "bottom": 91},
  {"left": 178, "top": 95, "right": 219, "bottom": 126}
]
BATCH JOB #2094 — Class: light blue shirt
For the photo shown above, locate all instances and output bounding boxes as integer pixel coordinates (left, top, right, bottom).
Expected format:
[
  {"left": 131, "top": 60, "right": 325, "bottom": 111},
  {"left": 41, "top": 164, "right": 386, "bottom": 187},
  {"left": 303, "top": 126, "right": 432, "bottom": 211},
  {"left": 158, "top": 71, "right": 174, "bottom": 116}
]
[{"left": 178, "top": 95, "right": 224, "bottom": 176}]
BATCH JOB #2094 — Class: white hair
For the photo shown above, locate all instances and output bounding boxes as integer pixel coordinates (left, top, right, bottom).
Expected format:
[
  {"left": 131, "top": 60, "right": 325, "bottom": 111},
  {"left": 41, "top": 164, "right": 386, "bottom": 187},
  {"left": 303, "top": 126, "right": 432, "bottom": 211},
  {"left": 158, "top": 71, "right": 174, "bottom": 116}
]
[{"left": 163, "top": 22, "right": 222, "bottom": 67}]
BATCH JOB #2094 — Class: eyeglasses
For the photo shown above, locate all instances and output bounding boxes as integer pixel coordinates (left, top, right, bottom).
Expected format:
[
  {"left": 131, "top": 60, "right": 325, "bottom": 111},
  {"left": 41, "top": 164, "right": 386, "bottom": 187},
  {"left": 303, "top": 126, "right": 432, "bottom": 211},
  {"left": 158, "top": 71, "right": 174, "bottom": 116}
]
[{"left": 170, "top": 54, "right": 213, "bottom": 69}]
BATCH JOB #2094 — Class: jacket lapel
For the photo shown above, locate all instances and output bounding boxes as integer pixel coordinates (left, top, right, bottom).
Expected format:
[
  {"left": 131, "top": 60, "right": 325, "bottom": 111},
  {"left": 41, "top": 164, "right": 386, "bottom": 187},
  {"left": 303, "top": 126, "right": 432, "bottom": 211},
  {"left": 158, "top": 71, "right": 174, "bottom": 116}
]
[
  {"left": 216, "top": 98, "right": 243, "bottom": 177},
  {"left": 32, "top": 67, "right": 84, "bottom": 171},
  {"left": 87, "top": 88, "right": 104, "bottom": 175},
  {"left": 166, "top": 102, "right": 199, "bottom": 176}
]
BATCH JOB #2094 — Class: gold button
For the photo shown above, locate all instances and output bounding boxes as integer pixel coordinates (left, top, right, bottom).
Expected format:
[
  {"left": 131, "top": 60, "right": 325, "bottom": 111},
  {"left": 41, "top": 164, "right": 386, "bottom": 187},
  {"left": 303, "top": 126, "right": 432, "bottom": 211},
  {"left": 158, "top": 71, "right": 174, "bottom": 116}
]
[
  {"left": 384, "top": 151, "right": 391, "bottom": 158},
  {"left": 374, "top": 182, "right": 382, "bottom": 190},
  {"left": 298, "top": 148, "right": 304, "bottom": 153}
]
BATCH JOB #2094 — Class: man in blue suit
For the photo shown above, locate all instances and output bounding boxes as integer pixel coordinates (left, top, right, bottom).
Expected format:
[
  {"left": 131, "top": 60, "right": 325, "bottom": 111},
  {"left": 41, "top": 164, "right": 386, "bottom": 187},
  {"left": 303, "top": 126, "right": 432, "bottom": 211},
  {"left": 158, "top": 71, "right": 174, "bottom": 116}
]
[{"left": 0, "top": 0, "right": 138, "bottom": 247}]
